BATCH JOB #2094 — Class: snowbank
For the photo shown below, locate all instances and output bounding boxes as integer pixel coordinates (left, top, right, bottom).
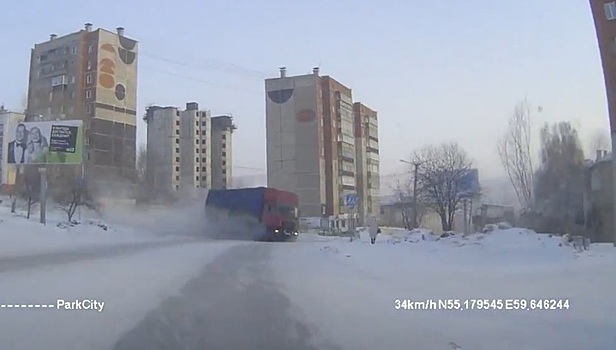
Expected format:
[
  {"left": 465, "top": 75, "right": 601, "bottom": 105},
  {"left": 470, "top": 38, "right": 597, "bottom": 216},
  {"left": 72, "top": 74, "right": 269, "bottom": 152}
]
[
  {"left": 0, "top": 196, "right": 168, "bottom": 258},
  {"left": 273, "top": 227, "right": 616, "bottom": 349},
  {"left": 304, "top": 226, "right": 611, "bottom": 267},
  {"left": 272, "top": 236, "right": 616, "bottom": 350}
]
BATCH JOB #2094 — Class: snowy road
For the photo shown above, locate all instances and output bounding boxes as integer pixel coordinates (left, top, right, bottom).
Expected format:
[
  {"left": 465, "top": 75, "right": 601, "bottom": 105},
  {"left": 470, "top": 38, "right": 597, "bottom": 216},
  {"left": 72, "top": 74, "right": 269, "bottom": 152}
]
[{"left": 0, "top": 233, "right": 614, "bottom": 350}]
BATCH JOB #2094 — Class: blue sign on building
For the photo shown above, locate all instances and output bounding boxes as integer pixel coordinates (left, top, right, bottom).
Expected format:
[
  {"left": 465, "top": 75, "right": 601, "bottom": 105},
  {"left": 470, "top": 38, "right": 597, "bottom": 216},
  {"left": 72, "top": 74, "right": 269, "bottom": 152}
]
[
  {"left": 457, "top": 169, "right": 480, "bottom": 197},
  {"left": 344, "top": 193, "right": 358, "bottom": 208}
]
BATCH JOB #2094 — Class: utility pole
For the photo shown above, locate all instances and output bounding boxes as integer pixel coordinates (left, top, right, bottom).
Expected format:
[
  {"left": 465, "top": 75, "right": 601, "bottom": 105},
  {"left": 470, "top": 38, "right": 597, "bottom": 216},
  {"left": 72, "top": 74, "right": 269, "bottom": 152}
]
[
  {"left": 412, "top": 162, "right": 420, "bottom": 229},
  {"left": 400, "top": 159, "right": 422, "bottom": 229}
]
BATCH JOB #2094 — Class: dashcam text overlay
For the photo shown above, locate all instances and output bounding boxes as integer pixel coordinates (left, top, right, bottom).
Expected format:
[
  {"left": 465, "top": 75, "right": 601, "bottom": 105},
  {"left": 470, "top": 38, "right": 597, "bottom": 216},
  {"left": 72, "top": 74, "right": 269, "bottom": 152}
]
[
  {"left": 394, "top": 298, "right": 570, "bottom": 311},
  {"left": 0, "top": 299, "right": 105, "bottom": 312}
]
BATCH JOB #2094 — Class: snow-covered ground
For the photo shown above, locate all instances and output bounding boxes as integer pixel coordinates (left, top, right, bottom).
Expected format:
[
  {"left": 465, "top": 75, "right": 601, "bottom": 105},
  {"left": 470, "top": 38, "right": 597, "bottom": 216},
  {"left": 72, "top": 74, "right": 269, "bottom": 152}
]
[
  {"left": 0, "top": 199, "right": 614, "bottom": 349},
  {"left": 0, "top": 240, "right": 246, "bottom": 350},
  {"left": 279, "top": 227, "right": 616, "bottom": 349},
  {"left": 0, "top": 196, "right": 182, "bottom": 258}
]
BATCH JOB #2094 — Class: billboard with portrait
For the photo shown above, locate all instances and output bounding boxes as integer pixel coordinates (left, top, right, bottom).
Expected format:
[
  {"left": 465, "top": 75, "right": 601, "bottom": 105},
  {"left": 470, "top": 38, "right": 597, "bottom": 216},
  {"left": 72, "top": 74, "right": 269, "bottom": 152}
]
[{"left": 6, "top": 120, "right": 83, "bottom": 165}]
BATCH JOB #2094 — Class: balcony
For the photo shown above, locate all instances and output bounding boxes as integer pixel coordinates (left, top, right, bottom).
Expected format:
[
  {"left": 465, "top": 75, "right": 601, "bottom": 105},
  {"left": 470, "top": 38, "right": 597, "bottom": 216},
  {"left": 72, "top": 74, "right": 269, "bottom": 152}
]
[{"left": 51, "top": 75, "right": 68, "bottom": 87}]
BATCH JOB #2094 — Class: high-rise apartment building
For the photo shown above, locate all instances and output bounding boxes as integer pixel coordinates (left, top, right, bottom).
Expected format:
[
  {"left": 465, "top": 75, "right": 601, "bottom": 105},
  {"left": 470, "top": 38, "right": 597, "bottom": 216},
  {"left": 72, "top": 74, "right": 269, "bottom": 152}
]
[
  {"left": 265, "top": 67, "right": 379, "bottom": 218},
  {"left": 321, "top": 75, "right": 357, "bottom": 216},
  {"left": 211, "top": 115, "right": 235, "bottom": 189},
  {"left": 26, "top": 23, "right": 138, "bottom": 190},
  {"left": 0, "top": 109, "right": 26, "bottom": 193},
  {"left": 353, "top": 103, "right": 380, "bottom": 224},
  {"left": 265, "top": 67, "right": 327, "bottom": 217},
  {"left": 144, "top": 102, "right": 234, "bottom": 195},
  {"left": 590, "top": 1, "right": 616, "bottom": 245},
  {"left": 591, "top": 2, "right": 616, "bottom": 136}
]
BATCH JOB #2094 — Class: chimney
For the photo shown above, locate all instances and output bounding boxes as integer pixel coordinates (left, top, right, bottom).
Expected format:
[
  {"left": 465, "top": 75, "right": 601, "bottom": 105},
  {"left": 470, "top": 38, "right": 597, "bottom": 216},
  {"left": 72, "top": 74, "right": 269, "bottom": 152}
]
[
  {"left": 313, "top": 67, "right": 320, "bottom": 75},
  {"left": 85, "top": 23, "right": 93, "bottom": 32},
  {"left": 279, "top": 66, "right": 287, "bottom": 78},
  {"left": 596, "top": 150, "right": 602, "bottom": 161},
  {"left": 116, "top": 27, "right": 125, "bottom": 36},
  {"left": 50, "top": 34, "right": 57, "bottom": 41}
]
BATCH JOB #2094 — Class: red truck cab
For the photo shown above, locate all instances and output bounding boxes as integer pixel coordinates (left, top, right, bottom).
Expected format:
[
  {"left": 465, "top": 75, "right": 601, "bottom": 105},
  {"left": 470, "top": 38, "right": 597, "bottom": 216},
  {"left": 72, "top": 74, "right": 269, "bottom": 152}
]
[{"left": 261, "top": 188, "right": 300, "bottom": 240}]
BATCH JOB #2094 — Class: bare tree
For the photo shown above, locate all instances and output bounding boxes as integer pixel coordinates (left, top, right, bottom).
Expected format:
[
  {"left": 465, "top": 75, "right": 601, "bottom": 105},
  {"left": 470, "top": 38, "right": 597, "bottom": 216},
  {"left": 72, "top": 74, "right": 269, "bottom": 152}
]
[
  {"left": 497, "top": 100, "right": 536, "bottom": 210},
  {"left": 411, "top": 142, "right": 473, "bottom": 231},
  {"left": 390, "top": 180, "right": 414, "bottom": 229},
  {"left": 17, "top": 166, "right": 40, "bottom": 219},
  {"left": 136, "top": 145, "right": 147, "bottom": 183},
  {"left": 534, "top": 122, "right": 585, "bottom": 234},
  {"left": 53, "top": 170, "right": 99, "bottom": 222},
  {"left": 60, "top": 185, "right": 99, "bottom": 222}
]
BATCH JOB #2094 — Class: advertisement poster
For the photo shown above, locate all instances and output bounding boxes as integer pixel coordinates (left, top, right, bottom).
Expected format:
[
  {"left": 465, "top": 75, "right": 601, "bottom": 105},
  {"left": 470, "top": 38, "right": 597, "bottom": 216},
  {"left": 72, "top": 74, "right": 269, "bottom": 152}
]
[{"left": 5, "top": 120, "right": 83, "bottom": 165}]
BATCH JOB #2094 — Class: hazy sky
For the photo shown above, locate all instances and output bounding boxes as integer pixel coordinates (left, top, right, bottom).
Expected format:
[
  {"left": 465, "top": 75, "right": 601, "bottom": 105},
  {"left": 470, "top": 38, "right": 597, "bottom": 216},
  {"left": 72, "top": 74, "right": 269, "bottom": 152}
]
[{"left": 0, "top": 0, "right": 611, "bottom": 191}]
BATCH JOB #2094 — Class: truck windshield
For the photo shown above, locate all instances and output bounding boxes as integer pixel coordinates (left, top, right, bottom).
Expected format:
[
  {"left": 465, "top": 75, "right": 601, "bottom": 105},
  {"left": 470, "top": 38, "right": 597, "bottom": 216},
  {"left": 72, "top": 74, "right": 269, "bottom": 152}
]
[{"left": 277, "top": 204, "right": 298, "bottom": 218}]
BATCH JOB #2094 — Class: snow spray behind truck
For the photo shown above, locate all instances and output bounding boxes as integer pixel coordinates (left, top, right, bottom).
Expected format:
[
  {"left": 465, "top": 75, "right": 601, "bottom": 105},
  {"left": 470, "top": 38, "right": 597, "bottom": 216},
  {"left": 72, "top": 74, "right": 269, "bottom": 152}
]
[{"left": 205, "top": 187, "right": 300, "bottom": 241}]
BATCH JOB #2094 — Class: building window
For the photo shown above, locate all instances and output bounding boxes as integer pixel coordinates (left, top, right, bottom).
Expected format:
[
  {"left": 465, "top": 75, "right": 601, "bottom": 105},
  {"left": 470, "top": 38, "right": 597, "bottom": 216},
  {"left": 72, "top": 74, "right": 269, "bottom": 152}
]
[
  {"left": 176, "top": 120, "right": 180, "bottom": 126},
  {"left": 176, "top": 157, "right": 180, "bottom": 162},
  {"left": 86, "top": 74, "right": 92, "bottom": 84},
  {"left": 196, "top": 130, "right": 199, "bottom": 135},
  {"left": 88, "top": 44, "right": 94, "bottom": 53},
  {"left": 175, "top": 166, "right": 179, "bottom": 171},
  {"left": 202, "top": 158, "right": 206, "bottom": 162},
  {"left": 202, "top": 130, "right": 206, "bottom": 135},
  {"left": 176, "top": 177, "right": 179, "bottom": 181},
  {"left": 87, "top": 60, "right": 92, "bottom": 70},
  {"left": 196, "top": 167, "right": 200, "bottom": 172},
  {"left": 606, "top": 2, "right": 616, "bottom": 20},
  {"left": 86, "top": 104, "right": 92, "bottom": 114},
  {"left": 175, "top": 139, "right": 179, "bottom": 144},
  {"left": 196, "top": 176, "right": 199, "bottom": 181},
  {"left": 196, "top": 157, "right": 199, "bottom": 162},
  {"left": 222, "top": 134, "right": 226, "bottom": 140},
  {"left": 222, "top": 160, "right": 226, "bottom": 165},
  {"left": 202, "top": 176, "right": 206, "bottom": 181},
  {"left": 202, "top": 121, "right": 206, "bottom": 126},
  {"left": 85, "top": 90, "right": 92, "bottom": 99},
  {"left": 196, "top": 121, "right": 199, "bottom": 126},
  {"left": 222, "top": 151, "right": 226, "bottom": 157},
  {"left": 176, "top": 129, "right": 179, "bottom": 135},
  {"left": 196, "top": 139, "right": 199, "bottom": 144},
  {"left": 71, "top": 46, "right": 77, "bottom": 55},
  {"left": 70, "top": 76, "right": 75, "bottom": 84},
  {"left": 222, "top": 143, "right": 226, "bottom": 149},
  {"left": 175, "top": 148, "right": 179, "bottom": 153},
  {"left": 196, "top": 148, "right": 199, "bottom": 153},
  {"left": 202, "top": 167, "right": 206, "bottom": 172},
  {"left": 222, "top": 169, "right": 226, "bottom": 174}
]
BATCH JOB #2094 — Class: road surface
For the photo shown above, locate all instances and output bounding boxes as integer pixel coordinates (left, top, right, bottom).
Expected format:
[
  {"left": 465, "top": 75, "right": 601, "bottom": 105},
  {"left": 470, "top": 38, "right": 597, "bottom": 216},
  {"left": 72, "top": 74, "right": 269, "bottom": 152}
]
[{"left": 0, "top": 238, "right": 341, "bottom": 350}]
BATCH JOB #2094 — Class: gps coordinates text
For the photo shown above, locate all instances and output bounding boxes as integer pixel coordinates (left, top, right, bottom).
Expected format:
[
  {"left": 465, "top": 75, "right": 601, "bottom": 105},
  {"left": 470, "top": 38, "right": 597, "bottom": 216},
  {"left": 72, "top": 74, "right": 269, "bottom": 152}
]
[{"left": 394, "top": 298, "right": 570, "bottom": 311}]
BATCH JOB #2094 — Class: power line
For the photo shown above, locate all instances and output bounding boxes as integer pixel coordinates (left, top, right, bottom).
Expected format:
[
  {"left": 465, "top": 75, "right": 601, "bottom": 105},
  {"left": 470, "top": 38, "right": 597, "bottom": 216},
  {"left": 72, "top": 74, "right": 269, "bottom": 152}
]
[
  {"left": 139, "top": 64, "right": 262, "bottom": 95},
  {"left": 140, "top": 51, "right": 268, "bottom": 79}
]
